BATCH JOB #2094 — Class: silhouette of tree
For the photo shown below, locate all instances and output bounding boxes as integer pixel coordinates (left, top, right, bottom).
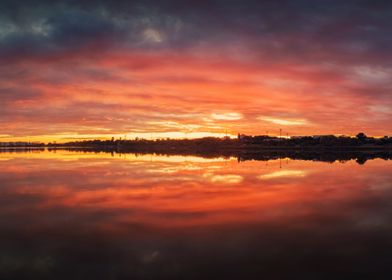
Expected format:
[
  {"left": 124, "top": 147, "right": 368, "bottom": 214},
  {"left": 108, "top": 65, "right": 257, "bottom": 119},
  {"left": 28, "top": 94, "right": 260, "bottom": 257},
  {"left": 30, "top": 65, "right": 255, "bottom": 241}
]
[
  {"left": 356, "top": 132, "right": 367, "bottom": 142},
  {"left": 356, "top": 157, "right": 367, "bottom": 165}
]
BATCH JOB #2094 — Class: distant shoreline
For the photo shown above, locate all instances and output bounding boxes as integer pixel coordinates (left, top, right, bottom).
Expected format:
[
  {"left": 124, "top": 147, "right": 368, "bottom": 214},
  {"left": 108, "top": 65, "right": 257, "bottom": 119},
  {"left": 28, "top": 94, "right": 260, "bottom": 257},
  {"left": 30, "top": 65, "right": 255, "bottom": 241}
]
[
  {"left": 1, "top": 134, "right": 391, "bottom": 164},
  {"left": 1, "top": 143, "right": 391, "bottom": 153},
  {"left": 1, "top": 144, "right": 391, "bottom": 165}
]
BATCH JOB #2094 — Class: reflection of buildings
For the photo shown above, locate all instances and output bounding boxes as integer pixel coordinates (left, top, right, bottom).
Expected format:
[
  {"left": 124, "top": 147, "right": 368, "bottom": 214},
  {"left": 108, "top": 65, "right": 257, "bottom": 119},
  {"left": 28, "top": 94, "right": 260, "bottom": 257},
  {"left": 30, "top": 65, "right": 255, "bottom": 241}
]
[{"left": 0, "top": 142, "right": 44, "bottom": 147}]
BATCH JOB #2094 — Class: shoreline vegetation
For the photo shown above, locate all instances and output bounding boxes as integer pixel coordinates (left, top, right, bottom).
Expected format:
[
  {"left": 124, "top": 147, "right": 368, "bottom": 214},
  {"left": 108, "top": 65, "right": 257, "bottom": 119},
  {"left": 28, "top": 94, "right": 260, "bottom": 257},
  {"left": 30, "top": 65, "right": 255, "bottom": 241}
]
[{"left": 1, "top": 133, "right": 391, "bottom": 164}]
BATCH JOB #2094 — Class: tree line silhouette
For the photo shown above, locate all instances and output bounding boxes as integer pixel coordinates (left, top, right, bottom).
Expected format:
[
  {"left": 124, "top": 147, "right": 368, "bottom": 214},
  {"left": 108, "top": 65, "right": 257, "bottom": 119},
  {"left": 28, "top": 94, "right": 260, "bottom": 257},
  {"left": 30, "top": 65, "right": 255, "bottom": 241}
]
[
  {"left": 44, "top": 132, "right": 392, "bottom": 150},
  {"left": 1, "top": 133, "right": 391, "bottom": 164}
]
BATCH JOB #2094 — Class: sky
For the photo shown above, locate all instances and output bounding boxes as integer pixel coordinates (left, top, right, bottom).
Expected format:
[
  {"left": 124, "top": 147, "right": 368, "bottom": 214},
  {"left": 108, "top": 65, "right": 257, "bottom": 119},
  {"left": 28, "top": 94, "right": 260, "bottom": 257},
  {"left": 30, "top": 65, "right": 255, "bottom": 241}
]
[{"left": 1, "top": 0, "right": 391, "bottom": 142}]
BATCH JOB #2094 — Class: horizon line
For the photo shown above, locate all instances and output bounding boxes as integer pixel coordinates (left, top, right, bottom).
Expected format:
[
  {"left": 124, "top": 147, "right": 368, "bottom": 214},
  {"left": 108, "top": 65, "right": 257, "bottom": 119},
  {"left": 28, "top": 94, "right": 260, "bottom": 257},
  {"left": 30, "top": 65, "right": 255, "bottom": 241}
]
[{"left": 1, "top": 132, "right": 391, "bottom": 144}]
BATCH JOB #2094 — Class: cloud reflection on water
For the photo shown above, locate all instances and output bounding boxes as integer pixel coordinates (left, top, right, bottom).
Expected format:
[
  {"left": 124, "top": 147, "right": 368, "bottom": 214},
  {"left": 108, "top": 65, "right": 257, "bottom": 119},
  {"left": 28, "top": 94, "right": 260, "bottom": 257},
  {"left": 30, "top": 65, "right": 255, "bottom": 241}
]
[{"left": 0, "top": 151, "right": 391, "bottom": 279}]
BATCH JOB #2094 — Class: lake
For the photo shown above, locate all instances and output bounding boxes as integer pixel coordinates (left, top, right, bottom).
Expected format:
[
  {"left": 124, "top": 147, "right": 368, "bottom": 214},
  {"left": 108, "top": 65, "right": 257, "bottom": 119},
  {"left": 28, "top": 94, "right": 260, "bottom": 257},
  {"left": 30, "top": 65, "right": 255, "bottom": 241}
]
[{"left": 0, "top": 150, "right": 391, "bottom": 279}]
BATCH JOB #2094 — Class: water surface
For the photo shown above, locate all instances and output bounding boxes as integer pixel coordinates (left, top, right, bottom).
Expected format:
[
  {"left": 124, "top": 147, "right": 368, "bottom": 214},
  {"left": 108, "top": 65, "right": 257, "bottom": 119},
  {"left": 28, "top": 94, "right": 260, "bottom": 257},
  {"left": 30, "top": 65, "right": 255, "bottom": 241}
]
[{"left": 0, "top": 150, "right": 391, "bottom": 279}]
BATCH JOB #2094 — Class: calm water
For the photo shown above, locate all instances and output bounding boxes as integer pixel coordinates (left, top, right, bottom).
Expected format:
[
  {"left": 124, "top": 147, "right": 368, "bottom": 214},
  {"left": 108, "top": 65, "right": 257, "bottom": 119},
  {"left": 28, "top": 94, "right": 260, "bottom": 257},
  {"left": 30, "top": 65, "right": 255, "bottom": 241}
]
[{"left": 0, "top": 150, "right": 392, "bottom": 279}]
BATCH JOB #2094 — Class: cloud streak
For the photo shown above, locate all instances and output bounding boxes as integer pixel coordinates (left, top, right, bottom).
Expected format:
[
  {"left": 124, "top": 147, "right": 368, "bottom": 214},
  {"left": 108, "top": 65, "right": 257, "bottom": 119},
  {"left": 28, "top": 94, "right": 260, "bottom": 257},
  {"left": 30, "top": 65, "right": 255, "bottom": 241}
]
[{"left": 1, "top": 0, "right": 391, "bottom": 141}]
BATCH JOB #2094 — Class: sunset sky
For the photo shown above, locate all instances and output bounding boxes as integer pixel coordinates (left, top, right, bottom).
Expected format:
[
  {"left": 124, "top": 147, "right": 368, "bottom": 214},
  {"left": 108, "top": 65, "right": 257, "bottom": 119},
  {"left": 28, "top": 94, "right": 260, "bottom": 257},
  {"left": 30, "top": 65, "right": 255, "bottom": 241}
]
[{"left": 1, "top": 0, "right": 391, "bottom": 142}]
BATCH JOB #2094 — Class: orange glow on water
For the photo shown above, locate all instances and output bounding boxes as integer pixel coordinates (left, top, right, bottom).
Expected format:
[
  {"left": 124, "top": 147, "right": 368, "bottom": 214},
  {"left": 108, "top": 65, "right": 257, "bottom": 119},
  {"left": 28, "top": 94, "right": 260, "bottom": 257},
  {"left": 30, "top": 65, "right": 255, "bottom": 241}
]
[{"left": 1, "top": 150, "right": 391, "bottom": 229}]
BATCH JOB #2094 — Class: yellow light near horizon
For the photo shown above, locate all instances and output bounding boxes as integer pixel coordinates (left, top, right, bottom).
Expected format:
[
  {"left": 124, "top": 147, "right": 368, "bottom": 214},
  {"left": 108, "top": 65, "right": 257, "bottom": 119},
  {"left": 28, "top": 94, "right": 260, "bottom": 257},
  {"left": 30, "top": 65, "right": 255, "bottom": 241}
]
[
  {"left": 211, "top": 112, "right": 243, "bottom": 121},
  {"left": 258, "top": 170, "right": 308, "bottom": 180},
  {"left": 0, "top": 149, "right": 235, "bottom": 163},
  {"left": 258, "top": 116, "right": 309, "bottom": 126},
  {"left": 0, "top": 131, "right": 236, "bottom": 144}
]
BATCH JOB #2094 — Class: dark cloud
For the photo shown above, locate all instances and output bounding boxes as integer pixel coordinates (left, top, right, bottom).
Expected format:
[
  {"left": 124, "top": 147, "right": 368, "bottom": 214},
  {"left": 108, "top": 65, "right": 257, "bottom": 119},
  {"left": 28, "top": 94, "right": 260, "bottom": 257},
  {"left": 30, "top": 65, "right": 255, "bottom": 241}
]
[
  {"left": 1, "top": 0, "right": 392, "bottom": 64},
  {"left": 0, "top": 87, "right": 42, "bottom": 103}
]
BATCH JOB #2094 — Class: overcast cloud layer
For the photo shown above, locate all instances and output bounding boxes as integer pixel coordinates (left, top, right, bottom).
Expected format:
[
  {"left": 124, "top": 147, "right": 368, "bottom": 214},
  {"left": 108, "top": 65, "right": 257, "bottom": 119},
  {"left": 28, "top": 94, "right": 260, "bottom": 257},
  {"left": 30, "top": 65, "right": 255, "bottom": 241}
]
[{"left": 1, "top": 0, "right": 391, "bottom": 141}]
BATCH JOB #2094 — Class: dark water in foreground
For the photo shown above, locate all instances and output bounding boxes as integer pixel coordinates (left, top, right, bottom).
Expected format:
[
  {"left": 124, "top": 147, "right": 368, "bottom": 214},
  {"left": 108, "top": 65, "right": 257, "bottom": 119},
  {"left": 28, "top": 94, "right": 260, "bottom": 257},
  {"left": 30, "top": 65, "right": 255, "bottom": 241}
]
[{"left": 0, "top": 150, "right": 391, "bottom": 279}]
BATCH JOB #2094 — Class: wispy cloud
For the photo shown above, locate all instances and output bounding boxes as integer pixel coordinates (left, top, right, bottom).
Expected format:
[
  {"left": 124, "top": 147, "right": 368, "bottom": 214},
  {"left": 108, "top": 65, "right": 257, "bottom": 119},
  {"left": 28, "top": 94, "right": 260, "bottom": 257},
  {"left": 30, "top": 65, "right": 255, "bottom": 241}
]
[
  {"left": 257, "top": 117, "right": 310, "bottom": 126},
  {"left": 258, "top": 170, "right": 308, "bottom": 180},
  {"left": 211, "top": 113, "right": 243, "bottom": 121}
]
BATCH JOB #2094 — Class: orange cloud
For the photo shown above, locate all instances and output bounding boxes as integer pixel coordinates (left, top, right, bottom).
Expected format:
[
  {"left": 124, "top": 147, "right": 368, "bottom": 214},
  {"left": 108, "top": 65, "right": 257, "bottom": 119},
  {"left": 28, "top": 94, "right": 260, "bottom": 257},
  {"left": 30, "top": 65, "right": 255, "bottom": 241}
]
[{"left": 1, "top": 47, "right": 391, "bottom": 142}]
